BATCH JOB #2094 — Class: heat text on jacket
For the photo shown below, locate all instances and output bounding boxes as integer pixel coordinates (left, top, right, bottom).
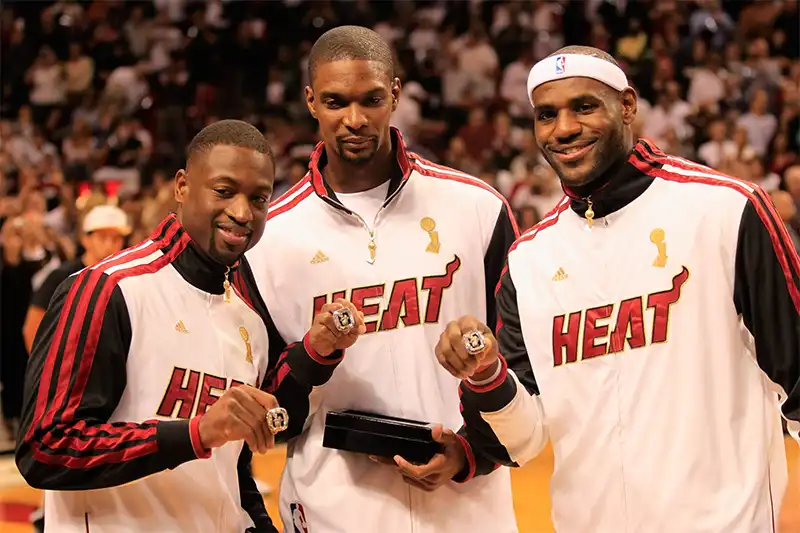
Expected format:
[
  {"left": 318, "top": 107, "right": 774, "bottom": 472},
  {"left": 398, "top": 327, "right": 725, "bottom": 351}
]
[
  {"left": 553, "top": 266, "right": 690, "bottom": 366},
  {"left": 312, "top": 255, "right": 462, "bottom": 333}
]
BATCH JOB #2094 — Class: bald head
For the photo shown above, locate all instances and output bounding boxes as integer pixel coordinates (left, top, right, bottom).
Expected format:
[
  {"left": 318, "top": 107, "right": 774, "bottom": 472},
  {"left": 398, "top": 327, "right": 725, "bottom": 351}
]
[{"left": 308, "top": 25, "right": 394, "bottom": 86}]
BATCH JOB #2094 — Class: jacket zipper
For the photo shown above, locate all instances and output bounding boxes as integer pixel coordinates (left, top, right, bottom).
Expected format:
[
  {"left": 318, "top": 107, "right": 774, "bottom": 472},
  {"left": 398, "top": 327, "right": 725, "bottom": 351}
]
[{"left": 343, "top": 182, "right": 406, "bottom": 264}]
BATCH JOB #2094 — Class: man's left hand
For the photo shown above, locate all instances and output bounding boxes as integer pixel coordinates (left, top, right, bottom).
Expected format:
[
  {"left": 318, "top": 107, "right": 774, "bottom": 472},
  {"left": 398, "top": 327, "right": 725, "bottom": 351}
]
[{"left": 369, "top": 425, "right": 467, "bottom": 491}]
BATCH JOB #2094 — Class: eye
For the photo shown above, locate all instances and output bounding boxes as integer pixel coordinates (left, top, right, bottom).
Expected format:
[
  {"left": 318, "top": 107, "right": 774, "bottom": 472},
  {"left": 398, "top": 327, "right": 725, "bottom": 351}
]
[
  {"left": 324, "top": 99, "right": 343, "bottom": 109},
  {"left": 367, "top": 96, "right": 383, "bottom": 106},
  {"left": 252, "top": 196, "right": 268, "bottom": 207},
  {"left": 537, "top": 110, "right": 556, "bottom": 122},
  {"left": 214, "top": 188, "right": 233, "bottom": 198},
  {"left": 577, "top": 102, "right": 597, "bottom": 113}
]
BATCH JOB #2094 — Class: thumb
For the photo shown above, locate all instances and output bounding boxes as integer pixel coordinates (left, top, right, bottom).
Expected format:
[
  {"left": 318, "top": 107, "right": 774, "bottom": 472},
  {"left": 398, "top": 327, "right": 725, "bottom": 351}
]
[{"left": 430, "top": 424, "right": 446, "bottom": 443}]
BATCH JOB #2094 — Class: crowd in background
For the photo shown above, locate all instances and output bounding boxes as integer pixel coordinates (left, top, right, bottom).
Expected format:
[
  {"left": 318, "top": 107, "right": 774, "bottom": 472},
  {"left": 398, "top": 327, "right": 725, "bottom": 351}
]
[{"left": 1, "top": 0, "right": 799, "bottom": 449}]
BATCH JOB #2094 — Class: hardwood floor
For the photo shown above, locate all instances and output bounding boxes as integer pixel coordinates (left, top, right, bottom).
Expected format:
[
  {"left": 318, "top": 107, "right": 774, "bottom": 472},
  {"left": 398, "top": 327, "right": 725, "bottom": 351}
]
[{"left": 1, "top": 438, "right": 797, "bottom": 532}]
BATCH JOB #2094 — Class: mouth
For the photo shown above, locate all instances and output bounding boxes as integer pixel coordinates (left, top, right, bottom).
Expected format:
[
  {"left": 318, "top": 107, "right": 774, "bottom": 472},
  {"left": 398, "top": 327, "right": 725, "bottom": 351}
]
[
  {"left": 549, "top": 140, "right": 597, "bottom": 163},
  {"left": 341, "top": 136, "right": 374, "bottom": 149},
  {"left": 216, "top": 225, "right": 251, "bottom": 247}
]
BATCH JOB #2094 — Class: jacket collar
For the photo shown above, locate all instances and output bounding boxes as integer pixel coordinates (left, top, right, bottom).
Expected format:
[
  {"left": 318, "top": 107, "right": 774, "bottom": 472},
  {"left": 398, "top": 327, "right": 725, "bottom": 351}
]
[
  {"left": 307, "top": 127, "right": 413, "bottom": 213},
  {"left": 562, "top": 139, "right": 659, "bottom": 221},
  {"left": 155, "top": 213, "right": 239, "bottom": 295}
]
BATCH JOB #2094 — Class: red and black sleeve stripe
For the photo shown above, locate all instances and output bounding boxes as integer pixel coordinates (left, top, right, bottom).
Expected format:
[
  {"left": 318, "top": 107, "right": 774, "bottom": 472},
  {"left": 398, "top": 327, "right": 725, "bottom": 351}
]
[
  {"left": 734, "top": 199, "right": 800, "bottom": 424},
  {"left": 483, "top": 201, "right": 520, "bottom": 333},
  {"left": 16, "top": 219, "right": 204, "bottom": 491},
  {"left": 457, "top": 264, "right": 541, "bottom": 473},
  {"left": 232, "top": 257, "right": 345, "bottom": 443}
]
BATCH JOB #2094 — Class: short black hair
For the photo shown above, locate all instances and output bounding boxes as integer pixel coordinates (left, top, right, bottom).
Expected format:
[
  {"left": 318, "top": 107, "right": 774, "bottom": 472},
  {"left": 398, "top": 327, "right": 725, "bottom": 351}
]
[
  {"left": 307, "top": 25, "right": 394, "bottom": 85},
  {"left": 186, "top": 119, "right": 274, "bottom": 168},
  {"left": 548, "top": 46, "right": 620, "bottom": 67}
]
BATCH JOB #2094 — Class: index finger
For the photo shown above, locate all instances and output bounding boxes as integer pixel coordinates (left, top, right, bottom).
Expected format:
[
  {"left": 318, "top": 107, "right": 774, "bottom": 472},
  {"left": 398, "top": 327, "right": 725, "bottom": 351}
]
[{"left": 242, "top": 386, "right": 279, "bottom": 411}]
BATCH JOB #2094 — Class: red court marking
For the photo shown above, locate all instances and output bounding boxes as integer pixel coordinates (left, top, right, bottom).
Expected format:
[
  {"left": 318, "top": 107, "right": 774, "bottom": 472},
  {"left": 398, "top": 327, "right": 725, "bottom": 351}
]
[{"left": 0, "top": 501, "right": 37, "bottom": 523}]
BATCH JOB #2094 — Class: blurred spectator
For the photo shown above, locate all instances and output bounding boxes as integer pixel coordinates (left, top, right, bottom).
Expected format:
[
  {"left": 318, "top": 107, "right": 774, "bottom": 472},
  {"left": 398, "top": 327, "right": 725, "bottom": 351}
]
[{"left": 22, "top": 204, "right": 130, "bottom": 355}]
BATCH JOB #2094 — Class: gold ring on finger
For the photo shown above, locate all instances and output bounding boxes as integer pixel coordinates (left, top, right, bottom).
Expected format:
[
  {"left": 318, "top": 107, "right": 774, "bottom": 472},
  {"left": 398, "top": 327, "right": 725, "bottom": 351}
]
[
  {"left": 265, "top": 407, "right": 289, "bottom": 434},
  {"left": 332, "top": 307, "right": 355, "bottom": 333},
  {"left": 462, "top": 329, "right": 486, "bottom": 356}
]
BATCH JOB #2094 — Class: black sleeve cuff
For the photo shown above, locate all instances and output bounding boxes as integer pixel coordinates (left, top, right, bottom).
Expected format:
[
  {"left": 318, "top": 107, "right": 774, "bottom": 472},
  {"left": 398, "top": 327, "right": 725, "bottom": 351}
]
[
  {"left": 156, "top": 419, "right": 207, "bottom": 468},
  {"left": 460, "top": 355, "right": 518, "bottom": 413},
  {"left": 283, "top": 332, "right": 345, "bottom": 387}
]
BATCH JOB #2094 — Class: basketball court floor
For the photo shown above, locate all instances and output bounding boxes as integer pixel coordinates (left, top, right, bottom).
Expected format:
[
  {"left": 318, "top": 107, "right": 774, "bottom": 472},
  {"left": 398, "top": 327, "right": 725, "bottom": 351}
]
[{"left": 0, "top": 438, "right": 797, "bottom": 532}]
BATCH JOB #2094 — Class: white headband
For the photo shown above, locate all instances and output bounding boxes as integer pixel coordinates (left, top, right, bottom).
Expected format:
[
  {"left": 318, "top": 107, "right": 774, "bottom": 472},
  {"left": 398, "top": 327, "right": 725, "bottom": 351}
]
[{"left": 527, "top": 54, "right": 629, "bottom": 107}]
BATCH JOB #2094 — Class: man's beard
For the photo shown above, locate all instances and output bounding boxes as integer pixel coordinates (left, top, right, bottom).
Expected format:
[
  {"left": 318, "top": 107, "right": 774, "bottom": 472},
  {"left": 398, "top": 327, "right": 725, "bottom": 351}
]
[
  {"left": 336, "top": 138, "right": 378, "bottom": 165},
  {"left": 548, "top": 122, "right": 629, "bottom": 188}
]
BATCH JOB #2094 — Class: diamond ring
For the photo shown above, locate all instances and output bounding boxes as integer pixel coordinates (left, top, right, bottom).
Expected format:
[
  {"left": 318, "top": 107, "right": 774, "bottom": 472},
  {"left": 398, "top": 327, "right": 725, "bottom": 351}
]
[
  {"left": 265, "top": 407, "right": 289, "bottom": 434},
  {"left": 462, "top": 330, "right": 486, "bottom": 356},
  {"left": 332, "top": 307, "right": 355, "bottom": 333}
]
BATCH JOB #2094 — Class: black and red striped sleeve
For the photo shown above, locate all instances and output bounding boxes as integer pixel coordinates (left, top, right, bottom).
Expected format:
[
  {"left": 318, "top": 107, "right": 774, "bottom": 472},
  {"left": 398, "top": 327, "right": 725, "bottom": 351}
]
[
  {"left": 453, "top": 263, "right": 544, "bottom": 480},
  {"left": 16, "top": 271, "right": 206, "bottom": 491},
  {"left": 483, "top": 198, "right": 520, "bottom": 332},
  {"left": 233, "top": 259, "right": 345, "bottom": 442},
  {"left": 452, "top": 198, "right": 519, "bottom": 482},
  {"left": 734, "top": 195, "right": 800, "bottom": 433}
]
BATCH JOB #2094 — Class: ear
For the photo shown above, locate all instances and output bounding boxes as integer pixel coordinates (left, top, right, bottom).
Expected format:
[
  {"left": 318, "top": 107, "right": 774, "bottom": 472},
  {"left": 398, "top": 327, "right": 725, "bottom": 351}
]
[
  {"left": 619, "top": 87, "right": 638, "bottom": 126},
  {"left": 305, "top": 86, "right": 317, "bottom": 119},
  {"left": 174, "top": 169, "right": 188, "bottom": 204},
  {"left": 391, "top": 77, "right": 402, "bottom": 112}
]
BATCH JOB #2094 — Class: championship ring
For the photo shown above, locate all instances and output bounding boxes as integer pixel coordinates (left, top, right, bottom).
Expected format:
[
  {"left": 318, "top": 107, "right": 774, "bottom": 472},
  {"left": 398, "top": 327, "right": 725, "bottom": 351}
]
[
  {"left": 332, "top": 307, "right": 355, "bottom": 333},
  {"left": 265, "top": 407, "right": 289, "bottom": 435},
  {"left": 462, "top": 330, "right": 486, "bottom": 356}
]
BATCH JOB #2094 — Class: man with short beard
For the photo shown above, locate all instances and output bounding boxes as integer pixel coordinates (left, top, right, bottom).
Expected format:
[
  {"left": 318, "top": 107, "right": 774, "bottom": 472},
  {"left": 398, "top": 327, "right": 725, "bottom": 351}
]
[
  {"left": 434, "top": 46, "right": 800, "bottom": 533},
  {"left": 247, "top": 25, "right": 519, "bottom": 533}
]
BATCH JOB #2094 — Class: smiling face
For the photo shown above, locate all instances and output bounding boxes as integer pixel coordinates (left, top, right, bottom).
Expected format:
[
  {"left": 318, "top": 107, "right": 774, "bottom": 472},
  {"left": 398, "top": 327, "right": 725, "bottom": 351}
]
[
  {"left": 175, "top": 144, "right": 274, "bottom": 265},
  {"left": 306, "top": 59, "right": 399, "bottom": 165},
  {"left": 531, "top": 77, "right": 637, "bottom": 188}
]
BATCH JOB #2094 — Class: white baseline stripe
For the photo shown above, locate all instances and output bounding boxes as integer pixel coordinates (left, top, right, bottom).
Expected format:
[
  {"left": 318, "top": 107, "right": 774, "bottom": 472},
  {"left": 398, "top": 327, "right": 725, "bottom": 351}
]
[
  {"left": 660, "top": 163, "right": 755, "bottom": 192},
  {"left": 104, "top": 249, "right": 163, "bottom": 276},
  {"left": 270, "top": 180, "right": 312, "bottom": 212},
  {"left": 413, "top": 160, "right": 479, "bottom": 182}
]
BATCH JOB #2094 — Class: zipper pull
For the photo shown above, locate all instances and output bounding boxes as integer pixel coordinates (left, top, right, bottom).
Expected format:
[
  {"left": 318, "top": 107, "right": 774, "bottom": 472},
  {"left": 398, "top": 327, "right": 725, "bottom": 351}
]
[
  {"left": 585, "top": 198, "right": 595, "bottom": 229},
  {"left": 223, "top": 265, "right": 231, "bottom": 302},
  {"left": 367, "top": 232, "right": 376, "bottom": 264}
]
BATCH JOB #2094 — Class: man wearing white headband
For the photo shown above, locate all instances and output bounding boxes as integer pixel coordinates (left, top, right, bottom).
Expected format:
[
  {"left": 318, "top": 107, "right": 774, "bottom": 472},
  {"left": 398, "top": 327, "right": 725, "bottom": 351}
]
[{"left": 432, "top": 46, "right": 800, "bottom": 532}]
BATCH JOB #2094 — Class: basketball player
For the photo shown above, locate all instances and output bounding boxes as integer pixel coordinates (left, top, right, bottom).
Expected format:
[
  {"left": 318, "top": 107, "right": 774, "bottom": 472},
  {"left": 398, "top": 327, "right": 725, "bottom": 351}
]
[
  {"left": 246, "top": 26, "right": 519, "bottom": 533},
  {"left": 16, "top": 120, "right": 366, "bottom": 533},
  {"left": 434, "top": 47, "right": 800, "bottom": 533}
]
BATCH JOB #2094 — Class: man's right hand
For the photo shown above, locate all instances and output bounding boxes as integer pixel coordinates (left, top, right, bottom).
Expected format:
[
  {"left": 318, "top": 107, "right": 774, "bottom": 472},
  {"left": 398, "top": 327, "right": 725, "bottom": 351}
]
[
  {"left": 435, "top": 315, "right": 499, "bottom": 380},
  {"left": 197, "top": 385, "right": 280, "bottom": 454}
]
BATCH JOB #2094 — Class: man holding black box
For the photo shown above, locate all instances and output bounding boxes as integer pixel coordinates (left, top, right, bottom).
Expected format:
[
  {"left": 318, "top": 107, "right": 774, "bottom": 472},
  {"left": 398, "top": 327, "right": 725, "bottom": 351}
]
[{"left": 247, "top": 25, "right": 519, "bottom": 533}]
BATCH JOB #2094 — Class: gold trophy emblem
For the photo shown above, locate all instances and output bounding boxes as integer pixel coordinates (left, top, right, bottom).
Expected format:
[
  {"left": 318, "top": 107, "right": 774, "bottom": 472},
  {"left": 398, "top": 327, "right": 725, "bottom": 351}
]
[
  {"left": 650, "top": 228, "right": 667, "bottom": 268},
  {"left": 240, "top": 327, "right": 253, "bottom": 365},
  {"left": 421, "top": 217, "right": 440, "bottom": 254}
]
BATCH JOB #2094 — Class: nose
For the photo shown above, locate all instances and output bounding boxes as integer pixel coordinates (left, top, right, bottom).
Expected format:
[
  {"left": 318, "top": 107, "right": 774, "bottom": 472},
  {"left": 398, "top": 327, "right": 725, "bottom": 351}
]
[
  {"left": 342, "top": 103, "right": 368, "bottom": 131},
  {"left": 226, "top": 193, "right": 254, "bottom": 225},
  {"left": 553, "top": 110, "right": 581, "bottom": 143}
]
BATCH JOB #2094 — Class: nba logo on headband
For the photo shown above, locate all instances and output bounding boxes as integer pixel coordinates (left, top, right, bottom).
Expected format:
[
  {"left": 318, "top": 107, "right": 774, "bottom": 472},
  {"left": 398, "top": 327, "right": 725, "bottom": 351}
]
[{"left": 555, "top": 56, "right": 566, "bottom": 75}]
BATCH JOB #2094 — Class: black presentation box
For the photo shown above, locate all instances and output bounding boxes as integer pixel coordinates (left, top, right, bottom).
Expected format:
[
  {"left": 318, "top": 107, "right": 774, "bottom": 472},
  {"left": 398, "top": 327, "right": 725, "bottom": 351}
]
[{"left": 323, "top": 410, "right": 444, "bottom": 465}]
